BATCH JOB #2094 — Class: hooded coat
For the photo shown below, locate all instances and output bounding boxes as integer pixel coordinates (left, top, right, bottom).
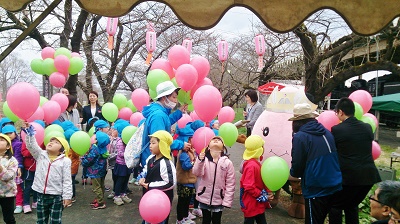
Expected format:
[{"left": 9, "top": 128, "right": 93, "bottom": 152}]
[{"left": 81, "top": 132, "right": 110, "bottom": 178}]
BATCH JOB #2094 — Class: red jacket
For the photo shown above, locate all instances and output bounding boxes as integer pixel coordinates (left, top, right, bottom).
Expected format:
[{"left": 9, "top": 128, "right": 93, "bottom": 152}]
[
  {"left": 240, "top": 159, "right": 271, "bottom": 217},
  {"left": 21, "top": 142, "right": 44, "bottom": 171}
]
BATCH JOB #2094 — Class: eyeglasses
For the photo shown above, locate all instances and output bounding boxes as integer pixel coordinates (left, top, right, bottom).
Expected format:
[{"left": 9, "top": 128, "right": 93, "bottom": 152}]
[
  {"left": 390, "top": 212, "right": 400, "bottom": 224},
  {"left": 368, "top": 195, "right": 385, "bottom": 205}
]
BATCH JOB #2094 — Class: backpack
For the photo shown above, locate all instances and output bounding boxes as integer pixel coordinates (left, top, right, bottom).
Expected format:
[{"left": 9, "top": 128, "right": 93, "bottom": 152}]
[{"left": 124, "top": 123, "right": 147, "bottom": 168}]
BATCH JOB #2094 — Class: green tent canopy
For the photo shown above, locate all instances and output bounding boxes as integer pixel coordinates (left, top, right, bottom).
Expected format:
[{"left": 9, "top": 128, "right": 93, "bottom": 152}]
[{"left": 372, "top": 93, "right": 400, "bottom": 113}]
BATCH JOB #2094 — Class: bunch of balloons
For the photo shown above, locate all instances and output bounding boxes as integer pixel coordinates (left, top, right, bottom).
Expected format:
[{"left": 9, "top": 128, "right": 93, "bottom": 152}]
[{"left": 30, "top": 47, "right": 84, "bottom": 88}]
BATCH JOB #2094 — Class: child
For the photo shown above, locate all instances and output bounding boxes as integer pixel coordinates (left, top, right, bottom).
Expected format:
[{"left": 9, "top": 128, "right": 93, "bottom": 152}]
[
  {"left": 0, "top": 133, "right": 18, "bottom": 224},
  {"left": 192, "top": 136, "right": 236, "bottom": 224},
  {"left": 2, "top": 125, "right": 24, "bottom": 214},
  {"left": 138, "top": 130, "right": 177, "bottom": 224},
  {"left": 64, "top": 129, "right": 80, "bottom": 205},
  {"left": 81, "top": 131, "right": 110, "bottom": 210},
  {"left": 81, "top": 117, "right": 100, "bottom": 185},
  {"left": 240, "top": 135, "right": 273, "bottom": 224},
  {"left": 209, "top": 120, "right": 219, "bottom": 136},
  {"left": 23, "top": 123, "right": 72, "bottom": 223}
]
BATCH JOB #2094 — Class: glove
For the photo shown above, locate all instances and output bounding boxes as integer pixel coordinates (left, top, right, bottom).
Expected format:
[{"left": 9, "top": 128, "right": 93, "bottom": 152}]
[
  {"left": 22, "top": 125, "right": 36, "bottom": 137},
  {"left": 256, "top": 189, "right": 269, "bottom": 203}
]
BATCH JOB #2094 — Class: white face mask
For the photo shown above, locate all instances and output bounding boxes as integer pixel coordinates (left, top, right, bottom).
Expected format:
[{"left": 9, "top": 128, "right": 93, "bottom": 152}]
[{"left": 164, "top": 97, "right": 177, "bottom": 109}]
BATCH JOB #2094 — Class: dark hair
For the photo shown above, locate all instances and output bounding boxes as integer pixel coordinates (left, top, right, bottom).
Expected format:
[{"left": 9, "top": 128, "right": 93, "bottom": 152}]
[
  {"left": 335, "top": 97, "right": 355, "bottom": 116},
  {"left": 0, "top": 137, "right": 13, "bottom": 159},
  {"left": 67, "top": 95, "right": 77, "bottom": 108},
  {"left": 89, "top": 91, "right": 101, "bottom": 107},
  {"left": 389, "top": 189, "right": 400, "bottom": 214},
  {"left": 292, "top": 118, "right": 316, "bottom": 133},
  {"left": 244, "top": 90, "right": 258, "bottom": 103},
  {"left": 377, "top": 181, "right": 400, "bottom": 210}
]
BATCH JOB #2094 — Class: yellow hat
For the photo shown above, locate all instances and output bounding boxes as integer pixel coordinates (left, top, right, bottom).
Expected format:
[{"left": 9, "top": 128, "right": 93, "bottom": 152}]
[
  {"left": 149, "top": 130, "right": 173, "bottom": 160},
  {"left": 0, "top": 133, "right": 13, "bottom": 155},
  {"left": 50, "top": 137, "right": 70, "bottom": 155},
  {"left": 243, "top": 135, "right": 265, "bottom": 160}
]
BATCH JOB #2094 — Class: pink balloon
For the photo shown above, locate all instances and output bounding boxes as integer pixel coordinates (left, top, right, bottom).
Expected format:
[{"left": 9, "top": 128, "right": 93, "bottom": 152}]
[
  {"left": 21, "top": 122, "right": 44, "bottom": 145},
  {"left": 6, "top": 82, "right": 40, "bottom": 120},
  {"left": 130, "top": 112, "right": 145, "bottom": 126},
  {"left": 363, "top": 112, "right": 379, "bottom": 127},
  {"left": 175, "top": 64, "right": 198, "bottom": 91},
  {"left": 177, "top": 114, "right": 193, "bottom": 129},
  {"left": 41, "top": 47, "right": 55, "bottom": 59},
  {"left": 54, "top": 55, "right": 70, "bottom": 74},
  {"left": 26, "top": 107, "right": 44, "bottom": 122},
  {"left": 372, "top": 141, "right": 381, "bottom": 160},
  {"left": 192, "top": 127, "right": 215, "bottom": 154},
  {"left": 42, "top": 100, "right": 61, "bottom": 124},
  {"left": 131, "top": 89, "right": 150, "bottom": 112},
  {"left": 168, "top": 45, "right": 190, "bottom": 69},
  {"left": 190, "top": 78, "right": 213, "bottom": 98},
  {"left": 118, "top": 107, "right": 133, "bottom": 121},
  {"left": 193, "top": 85, "right": 222, "bottom": 122},
  {"left": 190, "top": 56, "right": 210, "bottom": 83},
  {"left": 190, "top": 111, "right": 200, "bottom": 121},
  {"left": 317, "top": 110, "right": 340, "bottom": 131},
  {"left": 71, "top": 52, "right": 81, "bottom": 58},
  {"left": 49, "top": 72, "right": 66, "bottom": 88},
  {"left": 151, "top": 58, "right": 174, "bottom": 79},
  {"left": 349, "top": 90, "right": 373, "bottom": 113},
  {"left": 51, "top": 93, "right": 69, "bottom": 112},
  {"left": 139, "top": 189, "right": 171, "bottom": 223},
  {"left": 218, "top": 106, "right": 235, "bottom": 124}
]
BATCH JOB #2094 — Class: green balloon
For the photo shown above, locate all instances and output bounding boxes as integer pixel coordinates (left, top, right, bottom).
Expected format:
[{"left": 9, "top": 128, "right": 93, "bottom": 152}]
[
  {"left": 30, "top": 58, "right": 45, "bottom": 75},
  {"left": 68, "top": 57, "right": 84, "bottom": 75},
  {"left": 102, "top": 102, "right": 119, "bottom": 122},
  {"left": 171, "top": 77, "right": 178, "bottom": 87},
  {"left": 113, "top": 94, "right": 128, "bottom": 110},
  {"left": 354, "top": 102, "right": 364, "bottom": 120},
  {"left": 43, "top": 58, "right": 57, "bottom": 76},
  {"left": 147, "top": 69, "right": 170, "bottom": 90},
  {"left": 2, "top": 102, "right": 19, "bottom": 122},
  {"left": 187, "top": 103, "right": 194, "bottom": 112},
  {"left": 88, "top": 126, "right": 95, "bottom": 137},
  {"left": 360, "top": 116, "right": 376, "bottom": 133},
  {"left": 218, "top": 123, "right": 238, "bottom": 147},
  {"left": 125, "top": 100, "right": 137, "bottom": 113},
  {"left": 149, "top": 88, "right": 157, "bottom": 101},
  {"left": 44, "top": 131, "right": 65, "bottom": 146},
  {"left": 70, "top": 131, "right": 91, "bottom": 156},
  {"left": 40, "top": 96, "right": 49, "bottom": 106},
  {"left": 54, "top": 47, "right": 71, "bottom": 58},
  {"left": 121, "top": 126, "right": 138, "bottom": 144},
  {"left": 177, "top": 89, "right": 191, "bottom": 104},
  {"left": 261, "top": 156, "right": 289, "bottom": 191},
  {"left": 45, "top": 124, "right": 64, "bottom": 136}
]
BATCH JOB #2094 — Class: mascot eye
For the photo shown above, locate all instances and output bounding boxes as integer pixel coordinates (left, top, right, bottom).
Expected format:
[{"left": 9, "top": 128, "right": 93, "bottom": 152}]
[{"left": 262, "top": 127, "right": 269, "bottom": 137}]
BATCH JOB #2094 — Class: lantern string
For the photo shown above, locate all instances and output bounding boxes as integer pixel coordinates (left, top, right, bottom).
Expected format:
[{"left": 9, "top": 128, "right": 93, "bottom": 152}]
[{"left": 108, "top": 36, "right": 114, "bottom": 50}]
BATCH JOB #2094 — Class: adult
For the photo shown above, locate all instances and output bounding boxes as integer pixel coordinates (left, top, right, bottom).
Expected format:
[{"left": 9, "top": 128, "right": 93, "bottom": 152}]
[
  {"left": 58, "top": 95, "right": 80, "bottom": 128},
  {"left": 289, "top": 103, "right": 342, "bottom": 224},
  {"left": 243, "top": 89, "right": 263, "bottom": 137},
  {"left": 140, "top": 81, "right": 187, "bottom": 167},
  {"left": 388, "top": 190, "right": 400, "bottom": 224},
  {"left": 369, "top": 180, "right": 400, "bottom": 224},
  {"left": 60, "top": 88, "right": 69, "bottom": 95},
  {"left": 329, "top": 97, "right": 381, "bottom": 224},
  {"left": 81, "top": 91, "right": 105, "bottom": 132}
]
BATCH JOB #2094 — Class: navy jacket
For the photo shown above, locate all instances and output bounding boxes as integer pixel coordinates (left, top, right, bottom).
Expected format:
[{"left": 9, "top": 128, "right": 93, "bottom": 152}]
[
  {"left": 81, "top": 105, "right": 105, "bottom": 132},
  {"left": 290, "top": 120, "right": 342, "bottom": 199}
]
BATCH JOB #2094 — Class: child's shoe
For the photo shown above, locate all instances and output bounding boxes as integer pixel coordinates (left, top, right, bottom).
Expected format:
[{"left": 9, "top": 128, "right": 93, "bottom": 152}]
[
  {"left": 91, "top": 202, "right": 106, "bottom": 210},
  {"left": 89, "top": 199, "right": 97, "bottom": 206},
  {"left": 23, "top": 205, "right": 32, "bottom": 214},
  {"left": 188, "top": 212, "right": 196, "bottom": 220},
  {"left": 113, "top": 196, "right": 124, "bottom": 206},
  {"left": 82, "top": 178, "right": 87, "bottom": 185},
  {"left": 71, "top": 197, "right": 76, "bottom": 203},
  {"left": 31, "top": 202, "right": 38, "bottom": 209},
  {"left": 14, "top": 206, "right": 22, "bottom": 214},
  {"left": 192, "top": 209, "right": 202, "bottom": 218},
  {"left": 121, "top": 194, "right": 132, "bottom": 203},
  {"left": 129, "top": 178, "right": 136, "bottom": 184},
  {"left": 107, "top": 191, "right": 115, "bottom": 199}
]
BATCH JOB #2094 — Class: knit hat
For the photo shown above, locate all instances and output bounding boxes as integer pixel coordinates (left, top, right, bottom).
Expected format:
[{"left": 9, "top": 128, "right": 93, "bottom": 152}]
[
  {"left": 2, "top": 125, "right": 16, "bottom": 134},
  {"left": 288, "top": 103, "right": 319, "bottom": 121},
  {"left": 94, "top": 120, "right": 109, "bottom": 130},
  {"left": 50, "top": 136, "right": 70, "bottom": 154},
  {"left": 0, "top": 133, "right": 13, "bottom": 154},
  {"left": 243, "top": 135, "right": 265, "bottom": 160},
  {"left": 155, "top": 81, "right": 180, "bottom": 99},
  {"left": 95, "top": 131, "right": 110, "bottom": 155},
  {"left": 149, "top": 130, "right": 173, "bottom": 160}
]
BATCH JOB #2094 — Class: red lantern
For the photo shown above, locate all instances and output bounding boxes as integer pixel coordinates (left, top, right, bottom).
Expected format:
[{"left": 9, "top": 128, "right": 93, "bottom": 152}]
[
  {"left": 218, "top": 40, "right": 228, "bottom": 72},
  {"left": 145, "top": 22, "right": 157, "bottom": 65},
  {"left": 182, "top": 38, "right": 192, "bottom": 55},
  {"left": 106, "top": 17, "right": 118, "bottom": 50},
  {"left": 254, "top": 34, "right": 266, "bottom": 70}
]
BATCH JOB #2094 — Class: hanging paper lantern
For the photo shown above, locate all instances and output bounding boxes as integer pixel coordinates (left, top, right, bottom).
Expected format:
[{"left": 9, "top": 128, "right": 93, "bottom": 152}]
[
  {"left": 254, "top": 34, "right": 266, "bottom": 70},
  {"left": 106, "top": 17, "right": 118, "bottom": 50},
  {"left": 218, "top": 40, "right": 228, "bottom": 72},
  {"left": 182, "top": 38, "right": 192, "bottom": 55},
  {"left": 145, "top": 22, "right": 157, "bottom": 65}
]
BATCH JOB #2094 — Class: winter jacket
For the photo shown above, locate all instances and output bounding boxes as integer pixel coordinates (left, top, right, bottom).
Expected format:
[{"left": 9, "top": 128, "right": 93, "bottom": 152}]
[
  {"left": 176, "top": 150, "right": 196, "bottom": 186},
  {"left": 192, "top": 154, "right": 235, "bottom": 208},
  {"left": 245, "top": 101, "right": 263, "bottom": 130},
  {"left": 0, "top": 156, "right": 18, "bottom": 197},
  {"left": 11, "top": 138, "right": 23, "bottom": 169},
  {"left": 25, "top": 135, "right": 72, "bottom": 200},
  {"left": 290, "top": 120, "right": 342, "bottom": 199},
  {"left": 21, "top": 141, "right": 45, "bottom": 172},
  {"left": 240, "top": 159, "right": 271, "bottom": 217},
  {"left": 113, "top": 137, "right": 126, "bottom": 166},
  {"left": 58, "top": 109, "right": 80, "bottom": 127},
  {"left": 81, "top": 135, "right": 109, "bottom": 179},
  {"left": 107, "top": 137, "right": 118, "bottom": 170},
  {"left": 140, "top": 102, "right": 182, "bottom": 166},
  {"left": 67, "top": 149, "right": 80, "bottom": 175}
]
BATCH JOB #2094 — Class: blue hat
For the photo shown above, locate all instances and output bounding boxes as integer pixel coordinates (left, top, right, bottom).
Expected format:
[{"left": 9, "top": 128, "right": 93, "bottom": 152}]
[
  {"left": 88, "top": 117, "right": 99, "bottom": 126},
  {"left": 34, "top": 120, "right": 46, "bottom": 128},
  {"left": 95, "top": 131, "right": 110, "bottom": 154},
  {"left": 94, "top": 120, "right": 109, "bottom": 130},
  {"left": 2, "top": 125, "right": 16, "bottom": 134},
  {"left": 0, "top": 118, "right": 13, "bottom": 132},
  {"left": 64, "top": 129, "right": 77, "bottom": 142},
  {"left": 190, "top": 120, "right": 205, "bottom": 131},
  {"left": 112, "top": 119, "right": 130, "bottom": 137},
  {"left": 60, "top": 121, "right": 79, "bottom": 132},
  {"left": 210, "top": 120, "right": 219, "bottom": 128}
]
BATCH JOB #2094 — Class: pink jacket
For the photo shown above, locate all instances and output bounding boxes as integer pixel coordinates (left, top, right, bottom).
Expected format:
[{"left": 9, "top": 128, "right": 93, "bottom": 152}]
[{"left": 192, "top": 155, "right": 235, "bottom": 208}]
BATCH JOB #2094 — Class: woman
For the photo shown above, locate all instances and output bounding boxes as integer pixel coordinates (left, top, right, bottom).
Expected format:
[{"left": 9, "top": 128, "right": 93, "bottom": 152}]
[
  {"left": 243, "top": 90, "right": 263, "bottom": 137},
  {"left": 58, "top": 95, "right": 80, "bottom": 127},
  {"left": 81, "top": 91, "right": 105, "bottom": 132}
]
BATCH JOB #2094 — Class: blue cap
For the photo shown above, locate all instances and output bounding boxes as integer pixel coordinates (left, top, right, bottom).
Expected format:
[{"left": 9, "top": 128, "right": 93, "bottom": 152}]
[
  {"left": 34, "top": 120, "right": 45, "bottom": 128},
  {"left": 112, "top": 119, "right": 130, "bottom": 137},
  {"left": 2, "top": 125, "right": 16, "bottom": 134},
  {"left": 88, "top": 117, "right": 99, "bottom": 126},
  {"left": 94, "top": 120, "right": 109, "bottom": 130},
  {"left": 60, "top": 121, "right": 79, "bottom": 132},
  {"left": 210, "top": 120, "right": 219, "bottom": 128},
  {"left": 95, "top": 131, "right": 110, "bottom": 154}
]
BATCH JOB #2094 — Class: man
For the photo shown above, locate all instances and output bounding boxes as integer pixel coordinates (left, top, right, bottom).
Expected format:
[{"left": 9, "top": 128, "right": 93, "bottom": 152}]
[
  {"left": 388, "top": 189, "right": 400, "bottom": 224},
  {"left": 369, "top": 180, "right": 400, "bottom": 223},
  {"left": 329, "top": 97, "right": 381, "bottom": 224}
]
